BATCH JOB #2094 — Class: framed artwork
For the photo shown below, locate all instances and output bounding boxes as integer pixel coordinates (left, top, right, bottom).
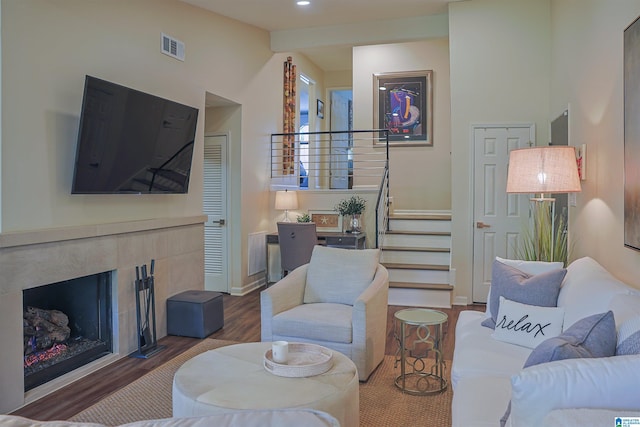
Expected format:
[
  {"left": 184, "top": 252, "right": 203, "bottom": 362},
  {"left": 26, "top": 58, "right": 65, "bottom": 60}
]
[
  {"left": 309, "top": 210, "right": 341, "bottom": 232},
  {"left": 317, "top": 99, "right": 325, "bottom": 119},
  {"left": 624, "top": 15, "right": 640, "bottom": 251},
  {"left": 373, "top": 70, "right": 433, "bottom": 146}
]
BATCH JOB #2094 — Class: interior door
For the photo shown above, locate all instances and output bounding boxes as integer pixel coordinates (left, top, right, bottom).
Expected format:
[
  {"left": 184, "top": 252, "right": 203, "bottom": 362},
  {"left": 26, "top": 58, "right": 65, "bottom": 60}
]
[
  {"left": 203, "top": 135, "right": 229, "bottom": 292},
  {"left": 472, "top": 125, "right": 534, "bottom": 303}
]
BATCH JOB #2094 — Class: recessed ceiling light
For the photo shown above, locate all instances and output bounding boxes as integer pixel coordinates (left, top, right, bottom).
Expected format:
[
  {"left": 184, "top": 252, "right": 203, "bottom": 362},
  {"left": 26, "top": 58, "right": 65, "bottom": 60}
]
[{"left": 297, "top": 1, "right": 310, "bottom": 5}]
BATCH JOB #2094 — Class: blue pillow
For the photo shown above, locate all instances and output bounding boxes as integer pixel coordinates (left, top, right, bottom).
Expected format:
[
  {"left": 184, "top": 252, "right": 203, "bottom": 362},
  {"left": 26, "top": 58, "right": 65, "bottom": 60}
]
[
  {"left": 523, "top": 310, "right": 616, "bottom": 368},
  {"left": 482, "top": 260, "right": 566, "bottom": 329}
]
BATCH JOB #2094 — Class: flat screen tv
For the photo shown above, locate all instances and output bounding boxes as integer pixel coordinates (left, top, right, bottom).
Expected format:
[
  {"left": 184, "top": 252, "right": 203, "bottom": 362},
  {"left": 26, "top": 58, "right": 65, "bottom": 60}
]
[{"left": 72, "top": 75, "right": 198, "bottom": 194}]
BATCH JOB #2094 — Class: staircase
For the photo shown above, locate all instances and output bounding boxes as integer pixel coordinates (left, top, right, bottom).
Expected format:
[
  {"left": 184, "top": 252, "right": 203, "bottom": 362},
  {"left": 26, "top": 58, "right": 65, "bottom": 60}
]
[{"left": 380, "top": 213, "right": 453, "bottom": 308}]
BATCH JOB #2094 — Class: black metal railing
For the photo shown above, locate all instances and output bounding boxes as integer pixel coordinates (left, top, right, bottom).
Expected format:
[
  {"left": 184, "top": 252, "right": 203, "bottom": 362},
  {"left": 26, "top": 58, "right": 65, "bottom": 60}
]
[{"left": 271, "top": 129, "right": 390, "bottom": 247}]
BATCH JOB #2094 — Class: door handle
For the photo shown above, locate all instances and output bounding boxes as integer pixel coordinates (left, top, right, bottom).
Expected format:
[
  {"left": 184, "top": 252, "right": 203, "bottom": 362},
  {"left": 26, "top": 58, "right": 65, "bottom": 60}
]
[
  {"left": 476, "top": 221, "right": 491, "bottom": 229},
  {"left": 211, "top": 219, "right": 226, "bottom": 225}
]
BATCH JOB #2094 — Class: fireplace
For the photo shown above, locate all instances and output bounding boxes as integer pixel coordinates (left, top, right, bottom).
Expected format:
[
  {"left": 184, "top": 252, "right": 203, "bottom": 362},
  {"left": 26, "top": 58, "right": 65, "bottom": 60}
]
[{"left": 22, "top": 272, "right": 113, "bottom": 391}]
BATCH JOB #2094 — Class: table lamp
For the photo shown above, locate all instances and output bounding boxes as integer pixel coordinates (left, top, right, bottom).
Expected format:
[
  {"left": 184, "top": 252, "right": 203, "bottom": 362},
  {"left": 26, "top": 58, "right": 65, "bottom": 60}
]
[
  {"left": 275, "top": 189, "right": 298, "bottom": 222},
  {"left": 506, "top": 146, "right": 581, "bottom": 261}
]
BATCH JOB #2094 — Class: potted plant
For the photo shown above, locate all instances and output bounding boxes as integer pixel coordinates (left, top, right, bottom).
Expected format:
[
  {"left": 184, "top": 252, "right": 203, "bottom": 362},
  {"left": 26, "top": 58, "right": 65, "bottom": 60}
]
[
  {"left": 334, "top": 195, "right": 366, "bottom": 233},
  {"left": 514, "top": 202, "right": 571, "bottom": 266},
  {"left": 297, "top": 212, "right": 311, "bottom": 223}
]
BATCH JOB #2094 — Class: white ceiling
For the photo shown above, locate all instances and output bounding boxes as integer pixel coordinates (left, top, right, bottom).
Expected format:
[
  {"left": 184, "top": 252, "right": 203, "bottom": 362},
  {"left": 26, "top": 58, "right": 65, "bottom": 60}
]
[
  {"left": 181, "top": 0, "right": 461, "bottom": 71},
  {"left": 182, "top": 0, "right": 456, "bottom": 32}
]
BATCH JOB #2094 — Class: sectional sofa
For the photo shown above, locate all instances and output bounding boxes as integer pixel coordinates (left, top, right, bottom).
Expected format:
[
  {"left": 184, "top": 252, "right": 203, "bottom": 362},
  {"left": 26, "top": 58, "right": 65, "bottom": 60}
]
[{"left": 451, "top": 256, "right": 640, "bottom": 426}]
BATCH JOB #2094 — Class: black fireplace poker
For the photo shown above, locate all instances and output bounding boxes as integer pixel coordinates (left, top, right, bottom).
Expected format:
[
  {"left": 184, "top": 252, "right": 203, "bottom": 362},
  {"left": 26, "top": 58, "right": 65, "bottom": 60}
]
[{"left": 131, "top": 259, "right": 165, "bottom": 359}]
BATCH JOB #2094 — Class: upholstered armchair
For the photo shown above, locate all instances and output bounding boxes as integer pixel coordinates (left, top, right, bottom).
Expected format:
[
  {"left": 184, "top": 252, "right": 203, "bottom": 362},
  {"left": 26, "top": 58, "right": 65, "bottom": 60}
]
[{"left": 261, "top": 245, "right": 389, "bottom": 381}]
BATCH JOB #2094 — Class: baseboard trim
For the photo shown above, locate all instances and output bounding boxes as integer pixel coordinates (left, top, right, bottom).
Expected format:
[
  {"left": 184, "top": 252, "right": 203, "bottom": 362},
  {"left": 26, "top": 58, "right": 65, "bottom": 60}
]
[
  {"left": 453, "top": 296, "right": 468, "bottom": 306},
  {"left": 229, "top": 277, "right": 264, "bottom": 296}
]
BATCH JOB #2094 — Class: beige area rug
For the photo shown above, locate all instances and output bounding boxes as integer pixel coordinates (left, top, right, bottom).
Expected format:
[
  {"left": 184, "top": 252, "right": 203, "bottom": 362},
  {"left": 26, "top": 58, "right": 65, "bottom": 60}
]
[{"left": 69, "top": 339, "right": 452, "bottom": 426}]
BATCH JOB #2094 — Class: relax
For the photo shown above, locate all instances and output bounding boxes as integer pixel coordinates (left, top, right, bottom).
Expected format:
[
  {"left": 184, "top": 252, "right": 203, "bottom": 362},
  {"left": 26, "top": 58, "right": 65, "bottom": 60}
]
[{"left": 495, "top": 315, "right": 551, "bottom": 338}]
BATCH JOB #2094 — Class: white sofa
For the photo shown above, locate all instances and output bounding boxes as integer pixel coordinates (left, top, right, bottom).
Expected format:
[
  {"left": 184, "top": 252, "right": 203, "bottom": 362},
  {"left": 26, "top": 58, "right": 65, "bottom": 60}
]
[
  {"left": 451, "top": 257, "right": 640, "bottom": 427},
  {"left": 0, "top": 409, "right": 340, "bottom": 427}
]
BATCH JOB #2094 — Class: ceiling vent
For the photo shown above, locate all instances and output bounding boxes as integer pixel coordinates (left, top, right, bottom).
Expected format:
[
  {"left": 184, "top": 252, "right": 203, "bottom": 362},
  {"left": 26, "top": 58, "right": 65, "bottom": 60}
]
[{"left": 161, "top": 33, "right": 185, "bottom": 61}]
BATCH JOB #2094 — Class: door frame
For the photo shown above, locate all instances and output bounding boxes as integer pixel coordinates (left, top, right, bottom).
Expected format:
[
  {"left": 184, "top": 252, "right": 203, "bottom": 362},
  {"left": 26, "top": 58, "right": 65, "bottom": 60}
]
[{"left": 470, "top": 123, "right": 536, "bottom": 303}]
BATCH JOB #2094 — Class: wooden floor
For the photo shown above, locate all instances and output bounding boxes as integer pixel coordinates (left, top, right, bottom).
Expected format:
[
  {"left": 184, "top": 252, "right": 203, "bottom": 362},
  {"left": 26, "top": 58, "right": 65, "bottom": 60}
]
[{"left": 12, "top": 289, "right": 484, "bottom": 421}]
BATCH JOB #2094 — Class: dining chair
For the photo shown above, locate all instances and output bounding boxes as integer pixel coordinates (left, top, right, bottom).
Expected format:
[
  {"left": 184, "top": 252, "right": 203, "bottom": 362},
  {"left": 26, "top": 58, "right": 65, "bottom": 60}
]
[{"left": 277, "top": 222, "right": 318, "bottom": 276}]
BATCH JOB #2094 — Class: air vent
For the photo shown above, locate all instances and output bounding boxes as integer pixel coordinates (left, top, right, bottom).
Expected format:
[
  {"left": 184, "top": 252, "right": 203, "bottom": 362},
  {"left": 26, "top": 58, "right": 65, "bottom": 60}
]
[{"left": 161, "top": 33, "right": 185, "bottom": 61}]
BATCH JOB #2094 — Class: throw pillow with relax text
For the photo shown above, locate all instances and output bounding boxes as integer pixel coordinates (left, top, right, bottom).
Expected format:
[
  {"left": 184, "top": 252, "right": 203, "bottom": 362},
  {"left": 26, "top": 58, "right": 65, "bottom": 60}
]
[
  {"left": 482, "top": 260, "right": 566, "bottom": 329},
  {"left": 492, "top": 297, "right": 565, "bottom": 349}
]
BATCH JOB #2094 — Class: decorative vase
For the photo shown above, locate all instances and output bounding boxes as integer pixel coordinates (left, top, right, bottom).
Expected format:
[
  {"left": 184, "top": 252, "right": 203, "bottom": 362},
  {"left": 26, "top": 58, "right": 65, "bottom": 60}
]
[{"left": 349, "top": 214, "right": 362, "bottom": 234}]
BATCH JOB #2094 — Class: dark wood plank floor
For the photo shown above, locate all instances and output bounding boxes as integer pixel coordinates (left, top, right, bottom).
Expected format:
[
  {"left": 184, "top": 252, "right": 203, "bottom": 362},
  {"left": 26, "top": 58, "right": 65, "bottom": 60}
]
[{"left": 12, "top": 289, "right": 484, "bottom": 421}]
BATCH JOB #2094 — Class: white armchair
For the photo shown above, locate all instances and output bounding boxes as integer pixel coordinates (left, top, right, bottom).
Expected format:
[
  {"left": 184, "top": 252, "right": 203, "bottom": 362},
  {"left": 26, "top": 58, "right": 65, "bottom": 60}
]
[{"left": 261, "top": 246, "right": 389, "bottom": 381}]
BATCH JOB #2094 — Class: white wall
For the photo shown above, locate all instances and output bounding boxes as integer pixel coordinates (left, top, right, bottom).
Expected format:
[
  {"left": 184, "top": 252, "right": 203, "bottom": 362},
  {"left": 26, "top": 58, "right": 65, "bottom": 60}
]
[
  {"left": 448, "top": 0, "right": 551, "bottom": 302},
  {"left": 550, "top": 0, "right": 640, "bottom": 289},
  {"left": 1, "top": 0, "right": 289, "bottom": 292},
  {"left": 352, "top": 39, "right": 452, "bottom": 211}
]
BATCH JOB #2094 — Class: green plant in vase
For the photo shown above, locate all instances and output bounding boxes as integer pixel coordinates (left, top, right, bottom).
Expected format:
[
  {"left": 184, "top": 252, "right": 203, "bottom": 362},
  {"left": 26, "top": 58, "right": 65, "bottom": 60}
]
[
  {"left": 297, "top": 212, "right": 311, "bottom": 223},
  {"left": 514, "top": 201, "right": 571, "bottom": 266},
  {"left": 335, "top": 195, "right": 366, "bottom": 234}
]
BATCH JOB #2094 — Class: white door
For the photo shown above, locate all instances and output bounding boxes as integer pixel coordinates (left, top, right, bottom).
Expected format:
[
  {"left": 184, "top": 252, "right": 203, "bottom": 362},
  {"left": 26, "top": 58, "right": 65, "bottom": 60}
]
[
  {"left": 203, "top": 135, "right": 228, "bottom": 292},
  {"left": 472, "top": 125, "right": 534, "bottom": 303}
]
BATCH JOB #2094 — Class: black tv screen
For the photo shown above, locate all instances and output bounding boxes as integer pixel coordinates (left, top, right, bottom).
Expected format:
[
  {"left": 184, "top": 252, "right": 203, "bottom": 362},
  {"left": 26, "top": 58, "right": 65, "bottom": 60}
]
[{"left": 72, "top": 76, "right": 198, "bottom": 194}]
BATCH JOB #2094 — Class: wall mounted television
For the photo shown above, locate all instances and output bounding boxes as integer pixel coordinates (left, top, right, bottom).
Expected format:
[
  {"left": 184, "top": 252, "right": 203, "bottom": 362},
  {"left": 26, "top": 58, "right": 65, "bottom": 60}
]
[{"left": 72, "top": 75, "right": 199, "bottom": 194}]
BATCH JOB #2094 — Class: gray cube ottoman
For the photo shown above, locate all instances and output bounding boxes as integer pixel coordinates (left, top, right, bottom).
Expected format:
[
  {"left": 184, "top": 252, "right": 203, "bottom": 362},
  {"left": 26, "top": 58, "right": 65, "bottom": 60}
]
[{"left": 167, "top": 290, "right": 224, "bottom": 338}]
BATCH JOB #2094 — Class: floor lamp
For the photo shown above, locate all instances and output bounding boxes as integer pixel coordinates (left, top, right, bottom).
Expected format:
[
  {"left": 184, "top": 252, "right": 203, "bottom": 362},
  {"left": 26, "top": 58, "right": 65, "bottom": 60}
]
[
  {"left": 506, "top": 146, "right": 582, "bottom": 262},
  {"left": 275, "top": 189, "right": 298, "bottom": 222}
]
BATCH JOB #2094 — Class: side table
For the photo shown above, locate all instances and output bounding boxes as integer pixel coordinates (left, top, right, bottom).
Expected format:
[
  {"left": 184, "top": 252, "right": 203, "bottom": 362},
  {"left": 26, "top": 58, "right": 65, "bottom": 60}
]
[{"left": 393, "top": 308, "right": 448, "bottom": 395}]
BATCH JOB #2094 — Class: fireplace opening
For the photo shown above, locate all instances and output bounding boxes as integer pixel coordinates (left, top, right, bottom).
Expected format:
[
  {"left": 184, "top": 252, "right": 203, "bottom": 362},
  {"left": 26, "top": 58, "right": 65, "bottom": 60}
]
[{"left": 23, "top": 272, "right": 113, "bottom": 392}]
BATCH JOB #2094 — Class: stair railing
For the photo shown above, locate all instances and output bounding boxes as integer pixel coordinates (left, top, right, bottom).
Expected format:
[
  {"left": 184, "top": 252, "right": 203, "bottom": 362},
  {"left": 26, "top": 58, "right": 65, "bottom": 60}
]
[
  {"left": 375, "top": 164, "right": 390, "bottom": 249},
  {"left": 271, "top": 129, "right": 390, "bottom": 247}
]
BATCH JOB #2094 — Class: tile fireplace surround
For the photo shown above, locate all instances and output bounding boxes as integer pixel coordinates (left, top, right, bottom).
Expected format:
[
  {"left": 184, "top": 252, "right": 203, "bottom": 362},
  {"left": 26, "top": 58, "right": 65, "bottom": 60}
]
[{"left": 0, "top": 216, "right": 206, "bottom": 413}]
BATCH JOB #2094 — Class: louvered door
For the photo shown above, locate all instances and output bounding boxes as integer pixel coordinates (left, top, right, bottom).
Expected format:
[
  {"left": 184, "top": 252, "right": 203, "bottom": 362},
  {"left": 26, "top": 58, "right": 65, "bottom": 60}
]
[{"left": 203, "top": 135, "right": 228, "bottom": 292}]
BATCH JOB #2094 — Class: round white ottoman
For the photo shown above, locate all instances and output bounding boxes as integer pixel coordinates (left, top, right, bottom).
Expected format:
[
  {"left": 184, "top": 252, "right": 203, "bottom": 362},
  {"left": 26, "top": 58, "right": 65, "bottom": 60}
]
[{"left": 172, "top": 342, "right": 359, "bottom": 427}]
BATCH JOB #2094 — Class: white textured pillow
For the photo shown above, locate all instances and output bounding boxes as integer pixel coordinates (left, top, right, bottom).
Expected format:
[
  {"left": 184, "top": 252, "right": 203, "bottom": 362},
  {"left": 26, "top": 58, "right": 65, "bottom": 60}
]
[
  {"left": 608, "top": 293, "right": 640, "bottom": 329},
  {"left": 304, "top": 246, "right": 379, "bottom": 305},
  {"left": 486, "top": 258, "right": 564, "bottom": 317},
  {"left": 617, "top": 316, "right": 640, "bottom": 355},
  {"left": 492, "top": 297, "right": 564, "bottom": 349},
  {"left": 510, "top": 355, "right": 640, "bottom": 427}
]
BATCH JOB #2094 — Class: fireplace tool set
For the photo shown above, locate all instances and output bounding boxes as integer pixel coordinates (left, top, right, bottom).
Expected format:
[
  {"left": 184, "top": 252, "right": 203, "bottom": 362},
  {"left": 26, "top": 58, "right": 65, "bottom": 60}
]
[{"left": 132, "top": 259, "right": 165, "bottom": 358}]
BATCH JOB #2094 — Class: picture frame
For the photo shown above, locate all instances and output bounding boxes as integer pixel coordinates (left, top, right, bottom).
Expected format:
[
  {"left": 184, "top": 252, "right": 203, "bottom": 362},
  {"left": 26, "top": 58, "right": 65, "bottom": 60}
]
[
  {"left": 309, "top": 210, "right": 342, "bottom": 232},
  {"left": 624, "top": 15, "right": 640, "bottom": 251},
  {"left": 317, "top": 99, "right": 325, "bottom": 119},
  {"left": 373, "top": 70, "right": 433, "bottom": 146}
]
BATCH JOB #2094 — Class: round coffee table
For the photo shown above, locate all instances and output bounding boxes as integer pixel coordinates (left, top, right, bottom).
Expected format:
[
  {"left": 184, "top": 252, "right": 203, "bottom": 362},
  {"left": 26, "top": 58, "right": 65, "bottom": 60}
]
[{"left": 172, "top": 342, "right": 359, "bottom": 427}]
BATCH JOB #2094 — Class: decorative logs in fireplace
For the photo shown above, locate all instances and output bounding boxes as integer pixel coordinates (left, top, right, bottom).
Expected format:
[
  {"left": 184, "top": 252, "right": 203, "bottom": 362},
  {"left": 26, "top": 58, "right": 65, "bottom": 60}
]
[{"left": 23, "top": 306, "right": 71, "bottom": 355}]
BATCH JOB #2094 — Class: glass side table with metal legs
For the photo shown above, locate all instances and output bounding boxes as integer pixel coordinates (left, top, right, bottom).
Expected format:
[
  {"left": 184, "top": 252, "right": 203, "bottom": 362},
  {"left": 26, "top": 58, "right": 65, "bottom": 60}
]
[{"left": 393, "top": 308, "right": 448, "bottom": 395}]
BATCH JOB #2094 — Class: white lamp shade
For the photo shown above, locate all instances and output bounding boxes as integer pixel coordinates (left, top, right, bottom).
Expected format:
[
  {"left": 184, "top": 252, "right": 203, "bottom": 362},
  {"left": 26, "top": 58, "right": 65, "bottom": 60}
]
[
  {"left": 275, "top": 190, "right": 298, "bottom": 210},
  {"left": 506, "top": 146, "right": 582, "bottom": 194}
]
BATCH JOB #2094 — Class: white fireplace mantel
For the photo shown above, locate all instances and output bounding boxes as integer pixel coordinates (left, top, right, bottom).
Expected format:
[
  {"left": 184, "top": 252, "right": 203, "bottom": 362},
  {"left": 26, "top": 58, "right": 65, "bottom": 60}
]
[{"left": 0, "top": 216, "right": 206, "bottom": 413}]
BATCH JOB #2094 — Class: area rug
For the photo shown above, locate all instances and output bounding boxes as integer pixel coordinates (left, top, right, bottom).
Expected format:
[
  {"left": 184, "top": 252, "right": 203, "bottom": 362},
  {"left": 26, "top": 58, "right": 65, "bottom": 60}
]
[{"left": 69, "top": 339, "right": 452, "bottom": 426}]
